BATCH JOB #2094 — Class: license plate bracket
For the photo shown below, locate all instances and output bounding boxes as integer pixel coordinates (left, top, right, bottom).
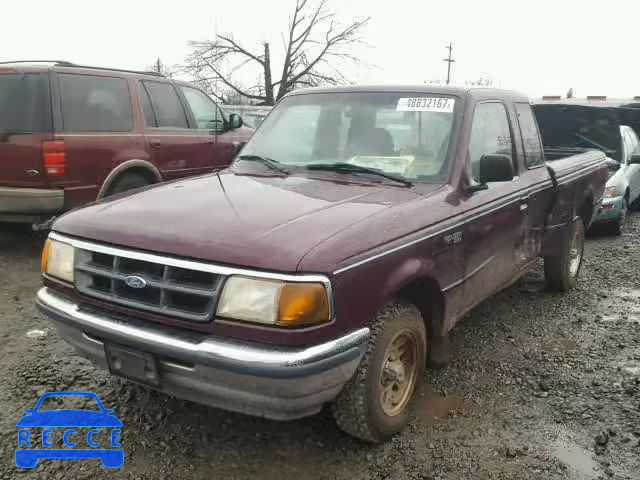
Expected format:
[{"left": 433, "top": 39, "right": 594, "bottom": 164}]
[{"left": 105, "top": 343, "right": 159, "bottom": 387}]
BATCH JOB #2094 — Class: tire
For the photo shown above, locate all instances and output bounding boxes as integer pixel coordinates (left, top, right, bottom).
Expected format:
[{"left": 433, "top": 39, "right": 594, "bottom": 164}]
[
  {"left": 107, "top": 172, "right": 152, "bottom": 196},
  {"left": 331, "top": 301, "right": 427, "bottom": 443},
  {"left": 544, "top": 219, "right": 585, "bottom": 291},
  {"left": 611, "top": 195, "right": 629, "bottom": 236}
]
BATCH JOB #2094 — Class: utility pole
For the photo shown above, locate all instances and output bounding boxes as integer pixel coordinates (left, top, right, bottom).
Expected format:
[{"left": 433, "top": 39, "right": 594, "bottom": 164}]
[
  {"left": 155, "top": 58, "right": 162, "bottom": 73},
  {"left": 444, "top": 43, "right": 455, "bottom": 85}
]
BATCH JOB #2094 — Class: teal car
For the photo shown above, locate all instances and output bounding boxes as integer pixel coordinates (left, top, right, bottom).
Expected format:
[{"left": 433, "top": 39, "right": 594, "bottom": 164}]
[{"left": 594, "top": 126, "right": 640, "bottom": 234}]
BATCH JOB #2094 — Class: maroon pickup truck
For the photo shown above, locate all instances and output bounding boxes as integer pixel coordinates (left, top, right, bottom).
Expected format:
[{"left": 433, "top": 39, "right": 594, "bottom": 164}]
[{"left": 36, "top": 86, "right": 607, "bottom": 442}]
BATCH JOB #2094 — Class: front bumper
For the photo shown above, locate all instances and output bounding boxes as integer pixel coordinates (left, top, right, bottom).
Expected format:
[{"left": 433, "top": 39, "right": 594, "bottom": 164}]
[
  {"left": 594, "top": 195, "right": 624, "bottom": 222},
  {"left": 0, "top": 186, "right": 63, "bottom": 218},
  {"left": 36, "top": 287, "right": 369, "bottom": 420}
]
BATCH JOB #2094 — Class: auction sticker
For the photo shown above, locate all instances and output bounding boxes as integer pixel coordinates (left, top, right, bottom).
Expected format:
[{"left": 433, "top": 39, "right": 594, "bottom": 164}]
[{"left": 397, "top": 97, "right": 455, "bottom": 112}]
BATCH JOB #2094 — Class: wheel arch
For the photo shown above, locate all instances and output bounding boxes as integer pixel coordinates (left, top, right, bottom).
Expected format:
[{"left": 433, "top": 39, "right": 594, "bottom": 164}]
[
  {"left": 97, "top": 160, "right": 162, "bottom": 199},
  {"left": 374, "top": 257, "right": 446, "bottom": 340}
]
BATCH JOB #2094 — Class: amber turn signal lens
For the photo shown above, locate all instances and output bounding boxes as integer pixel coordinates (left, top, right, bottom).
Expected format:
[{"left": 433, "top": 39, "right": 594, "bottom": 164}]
[
  {"left": 41, "top": 238, "right": 52, "bottom": 274},
  {"left": 277, "top": 283, "right": 330, "bottom": 327}
]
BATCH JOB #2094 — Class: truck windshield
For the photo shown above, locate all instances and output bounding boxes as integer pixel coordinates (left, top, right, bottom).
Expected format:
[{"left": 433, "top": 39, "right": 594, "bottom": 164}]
[
  {"left": 240, "top": 92, "right": 457, "bottom": 182},
  {"left": 0, "top": 73, "right": 51, "bottom": 134}
]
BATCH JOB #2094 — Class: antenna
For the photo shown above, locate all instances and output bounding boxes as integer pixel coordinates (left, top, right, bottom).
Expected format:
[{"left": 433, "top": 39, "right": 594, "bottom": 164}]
[{"left": 444, "top": 43, "right": 455, "bottom": 85}]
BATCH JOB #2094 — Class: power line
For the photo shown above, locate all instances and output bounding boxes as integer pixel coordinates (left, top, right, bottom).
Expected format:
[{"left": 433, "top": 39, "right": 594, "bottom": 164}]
[{"left": 444, "top": 43, "right": 455, "bottom": 85}]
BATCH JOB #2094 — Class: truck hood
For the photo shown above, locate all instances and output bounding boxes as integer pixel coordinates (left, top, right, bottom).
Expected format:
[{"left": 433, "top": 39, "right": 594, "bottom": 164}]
[{"left": 53, "top": 172, "right": 429, "bottom": 272}]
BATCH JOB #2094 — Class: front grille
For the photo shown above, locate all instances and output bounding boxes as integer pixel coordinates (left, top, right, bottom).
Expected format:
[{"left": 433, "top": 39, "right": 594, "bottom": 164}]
[{"left": 74, "top": 248, "right": 225, "bottom": 322}]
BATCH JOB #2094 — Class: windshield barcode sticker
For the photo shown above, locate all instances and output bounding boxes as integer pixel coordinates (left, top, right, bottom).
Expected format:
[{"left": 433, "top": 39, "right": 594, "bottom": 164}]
[{"left": 397, "top": 97, "right": 454, "bottom": 112}]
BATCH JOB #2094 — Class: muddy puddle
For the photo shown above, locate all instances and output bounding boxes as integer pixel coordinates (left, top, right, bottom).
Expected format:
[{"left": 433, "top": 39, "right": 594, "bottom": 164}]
[
  {"left": 552, "top": 436, "right": 599, "bottom": 479},
  {"left": 414, "top": 390, "right": 464, "bottom": 424}
]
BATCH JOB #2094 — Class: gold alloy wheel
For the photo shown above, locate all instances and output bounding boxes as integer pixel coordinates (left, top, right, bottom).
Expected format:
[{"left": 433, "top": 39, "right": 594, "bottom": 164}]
[{"left": 379, "top": 329, "right": 420, "bottom": 416}]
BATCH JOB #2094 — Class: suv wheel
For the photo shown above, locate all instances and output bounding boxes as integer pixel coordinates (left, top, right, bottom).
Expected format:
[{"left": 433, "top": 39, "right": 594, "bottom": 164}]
[
  {"left": 331, "top": 301, "right": 426, "bottom": 443},
  {"left": 544, "top": 219, "right": 585, "bottom": 291},
  {"left": 107, "top": 172, "right": 152, "bottom": 196}
]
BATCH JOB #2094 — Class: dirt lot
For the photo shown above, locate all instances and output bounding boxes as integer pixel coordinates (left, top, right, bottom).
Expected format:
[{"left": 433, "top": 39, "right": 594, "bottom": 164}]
[{"left": 0, "top": 216, "right": 639, "bottom": 480}]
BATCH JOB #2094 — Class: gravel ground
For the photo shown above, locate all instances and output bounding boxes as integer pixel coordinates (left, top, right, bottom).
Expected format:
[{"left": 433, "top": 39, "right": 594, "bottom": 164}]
[{"left": 0, "top": 215, "right": 639, "bottom": 480}]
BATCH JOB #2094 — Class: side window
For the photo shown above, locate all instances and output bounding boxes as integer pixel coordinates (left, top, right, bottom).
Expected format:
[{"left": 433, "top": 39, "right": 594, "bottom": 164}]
[
  {"left": 468, "top": 102, "right": 514, "bottom": 182},
  {"left": 179, "top": 86, "right": 223, "bottom": 130},
  {"left": 623, "top": 129, "right": 638, "bottom": 160},
  {"left": 141, "top": 81, "right": 189, "bottom": 129},
  {"left": 59, "top": 74, "right": 133, "bottom": 132},
  {"left": 515, "top": 103, "right": 544, "bottom": 168}
]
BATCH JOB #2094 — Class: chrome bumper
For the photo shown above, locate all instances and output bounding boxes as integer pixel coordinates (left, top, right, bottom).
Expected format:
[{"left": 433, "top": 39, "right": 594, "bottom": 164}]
[
  {"left": 36, "top": 287, "right": 369, "bottom": 420},
  {"left": 0, "top": 186, "right": 63, "bottom": 214}
]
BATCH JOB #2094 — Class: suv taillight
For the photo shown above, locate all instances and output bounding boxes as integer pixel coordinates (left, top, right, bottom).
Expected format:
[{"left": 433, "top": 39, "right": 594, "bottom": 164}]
[{"left": 43, "top": 140, "right": 65, "bottom": 176}]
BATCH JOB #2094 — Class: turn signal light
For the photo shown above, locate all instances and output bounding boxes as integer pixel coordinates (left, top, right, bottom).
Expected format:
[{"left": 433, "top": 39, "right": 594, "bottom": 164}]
[
  {"left": 277, "top": 283, "right": 330, "bottom": 327},
  {"left": 41, "top": 238, "right": 51, "bottom": 273},
  {"left": 43, "top": 141, "right": 65, "bottom": 176}
]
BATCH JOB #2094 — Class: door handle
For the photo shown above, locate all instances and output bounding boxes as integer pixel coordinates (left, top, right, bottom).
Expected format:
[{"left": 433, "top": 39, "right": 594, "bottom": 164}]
[
  {"left": 519, "top": 196, "right": 529, "bottom": 211},
  {"left": 207, "top": 139, "right": 216, "bottom": 145},
  {"left": 150, "top": 141, "right": 161, "bottom": 148}
]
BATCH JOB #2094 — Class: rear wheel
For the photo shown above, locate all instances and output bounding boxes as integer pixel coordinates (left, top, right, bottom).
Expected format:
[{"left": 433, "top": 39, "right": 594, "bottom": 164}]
[
  {"left": 107, "top": 172, "right": 152, "bottom": 196},
  {"left": 544, "top": 219, "right": 585, "bottom": 291},
  {"left": 331, "top": 301, "right": 426, "bottom": 443}
]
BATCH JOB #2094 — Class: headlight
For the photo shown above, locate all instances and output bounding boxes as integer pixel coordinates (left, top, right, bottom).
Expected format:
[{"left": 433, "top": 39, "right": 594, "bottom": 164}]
[
  {"left": 217, "top": 276, "right": 330, "bottom": 327},
  {"left": 603, "top": 186, "right": 618, "bottom": 198},
  {"left": 41, "top": 238, "right": 75, "bottom": 282}
]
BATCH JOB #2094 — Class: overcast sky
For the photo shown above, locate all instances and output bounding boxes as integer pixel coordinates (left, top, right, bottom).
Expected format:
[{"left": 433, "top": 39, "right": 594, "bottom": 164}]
[{"left": 3, "top": 0, "right": 639, "bottom": 98}]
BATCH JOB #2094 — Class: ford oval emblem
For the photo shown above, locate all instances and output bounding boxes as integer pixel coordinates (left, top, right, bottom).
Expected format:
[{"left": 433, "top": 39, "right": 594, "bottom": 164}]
[{"left": 124, "top": 275, "right": 147, "bottom": 289}]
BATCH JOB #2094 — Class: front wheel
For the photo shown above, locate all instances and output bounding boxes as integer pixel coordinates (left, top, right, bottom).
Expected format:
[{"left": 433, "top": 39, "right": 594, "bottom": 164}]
[
  {"left": 331, "top": 301, "right": 427, "bottom": 443},
  {"left": 544, "top": 219, "right": 585, "bottom": 291}
]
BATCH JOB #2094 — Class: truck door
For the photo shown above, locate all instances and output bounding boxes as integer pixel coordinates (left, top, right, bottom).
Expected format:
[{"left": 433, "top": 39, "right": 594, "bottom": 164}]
[
  {"left": 459, "top": 101, "right": 523, "bottom": 312},
  {"left": 513, "top": 102, "right": 551, "bottom": 271}
]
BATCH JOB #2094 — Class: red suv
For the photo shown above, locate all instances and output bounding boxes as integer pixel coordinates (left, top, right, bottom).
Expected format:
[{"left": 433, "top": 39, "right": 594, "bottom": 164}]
[{"left": 0, "top": 60, "right": 254, "bottom": 225}]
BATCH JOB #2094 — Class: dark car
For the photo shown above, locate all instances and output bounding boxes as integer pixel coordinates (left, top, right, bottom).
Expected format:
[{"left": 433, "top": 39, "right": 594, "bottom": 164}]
[
  {"left": 0, "top": 60, "right": 253, "bottom": 226},
  {"left": 37, "top": 86, "right": 607, "bottom": 442}
]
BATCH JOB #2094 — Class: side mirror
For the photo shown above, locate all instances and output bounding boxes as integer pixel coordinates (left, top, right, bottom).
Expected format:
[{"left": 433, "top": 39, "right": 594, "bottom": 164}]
[
  {"left": 23, "top": 409, "right": 35, "bottom": 414},
  {"left": 479, "top": 154, "right": 514, "bottom": 183},
  {"left": 630, "top": 153, "right": 640, "bottom": 165},
  {"left": 228, "top": 113, "right": 243, "bottom": 130}
]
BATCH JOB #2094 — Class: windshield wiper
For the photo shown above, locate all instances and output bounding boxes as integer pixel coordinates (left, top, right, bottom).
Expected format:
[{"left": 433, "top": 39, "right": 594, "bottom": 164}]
[
  {"left": 237, "top": 154, "right": 289, "bottom": 174},
  {"left": 306, "top": 162, "right": 412, "bottom": 186}
]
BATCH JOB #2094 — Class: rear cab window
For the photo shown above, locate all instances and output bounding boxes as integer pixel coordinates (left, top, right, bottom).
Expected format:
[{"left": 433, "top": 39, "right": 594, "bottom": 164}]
[
  {"left": 140, "top": 81, "right": 189, "bottom": 129},
  {"left": 515, "top": 103, "right": 544, "bottom": 168},
  {"left": 58, "top": 74, "right": 133, "bottom": 132},
  {"left": 0, "top": 72, "right": 51, "bottom": 133}
]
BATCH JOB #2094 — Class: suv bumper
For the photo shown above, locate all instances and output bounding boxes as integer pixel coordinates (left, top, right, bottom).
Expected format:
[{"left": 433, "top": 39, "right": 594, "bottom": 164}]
[
  {"left": 0, "top": 187, "right": 63, "bottom": 214},
  {"left": 36, "top": 287, "right": 369, "bottom": 420}
]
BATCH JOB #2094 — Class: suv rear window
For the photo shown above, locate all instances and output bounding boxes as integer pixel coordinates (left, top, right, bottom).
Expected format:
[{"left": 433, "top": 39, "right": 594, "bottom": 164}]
[
  {"left": 0, "top": 73, "right": 51, "bottom": 133},
  {"left": 59, "top": 74, "right": 133, "bottom": 132}
]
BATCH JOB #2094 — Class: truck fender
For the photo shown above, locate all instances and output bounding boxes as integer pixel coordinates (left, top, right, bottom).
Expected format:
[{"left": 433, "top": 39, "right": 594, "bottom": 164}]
[
  {"left": 97, "top": 160, "right": 162, "bottom": 199},
  {"left": 377, "top": 256, "right": 446, "bottom": 336}
]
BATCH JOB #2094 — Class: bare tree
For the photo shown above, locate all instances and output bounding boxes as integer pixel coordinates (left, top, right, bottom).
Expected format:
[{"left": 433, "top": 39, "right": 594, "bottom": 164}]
[
  {"left": 466, "top": 76, "right": 496, "bottom": 87},
  {"left": 185, "top": 0, "right": 370, "bottom": 105},
  {"left": 146, "top": 58, "right": 175, "bottom": 78}
]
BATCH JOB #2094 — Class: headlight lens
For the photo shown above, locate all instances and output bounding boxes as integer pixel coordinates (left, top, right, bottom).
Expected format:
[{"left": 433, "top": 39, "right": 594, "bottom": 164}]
[
  {"left": 603, "top": 186, "right": 618, "bottom": 198},
  {"left": 42, "top": 238, "right": 75, "bottom": 282},
  {"left": 217, "top": 276, "right": 330, "bottom": 327}
]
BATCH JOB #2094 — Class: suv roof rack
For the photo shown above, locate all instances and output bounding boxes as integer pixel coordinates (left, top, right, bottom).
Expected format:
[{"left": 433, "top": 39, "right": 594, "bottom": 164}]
[{"left": 0, "top": 60, "right": 165, "bottom": 77}]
